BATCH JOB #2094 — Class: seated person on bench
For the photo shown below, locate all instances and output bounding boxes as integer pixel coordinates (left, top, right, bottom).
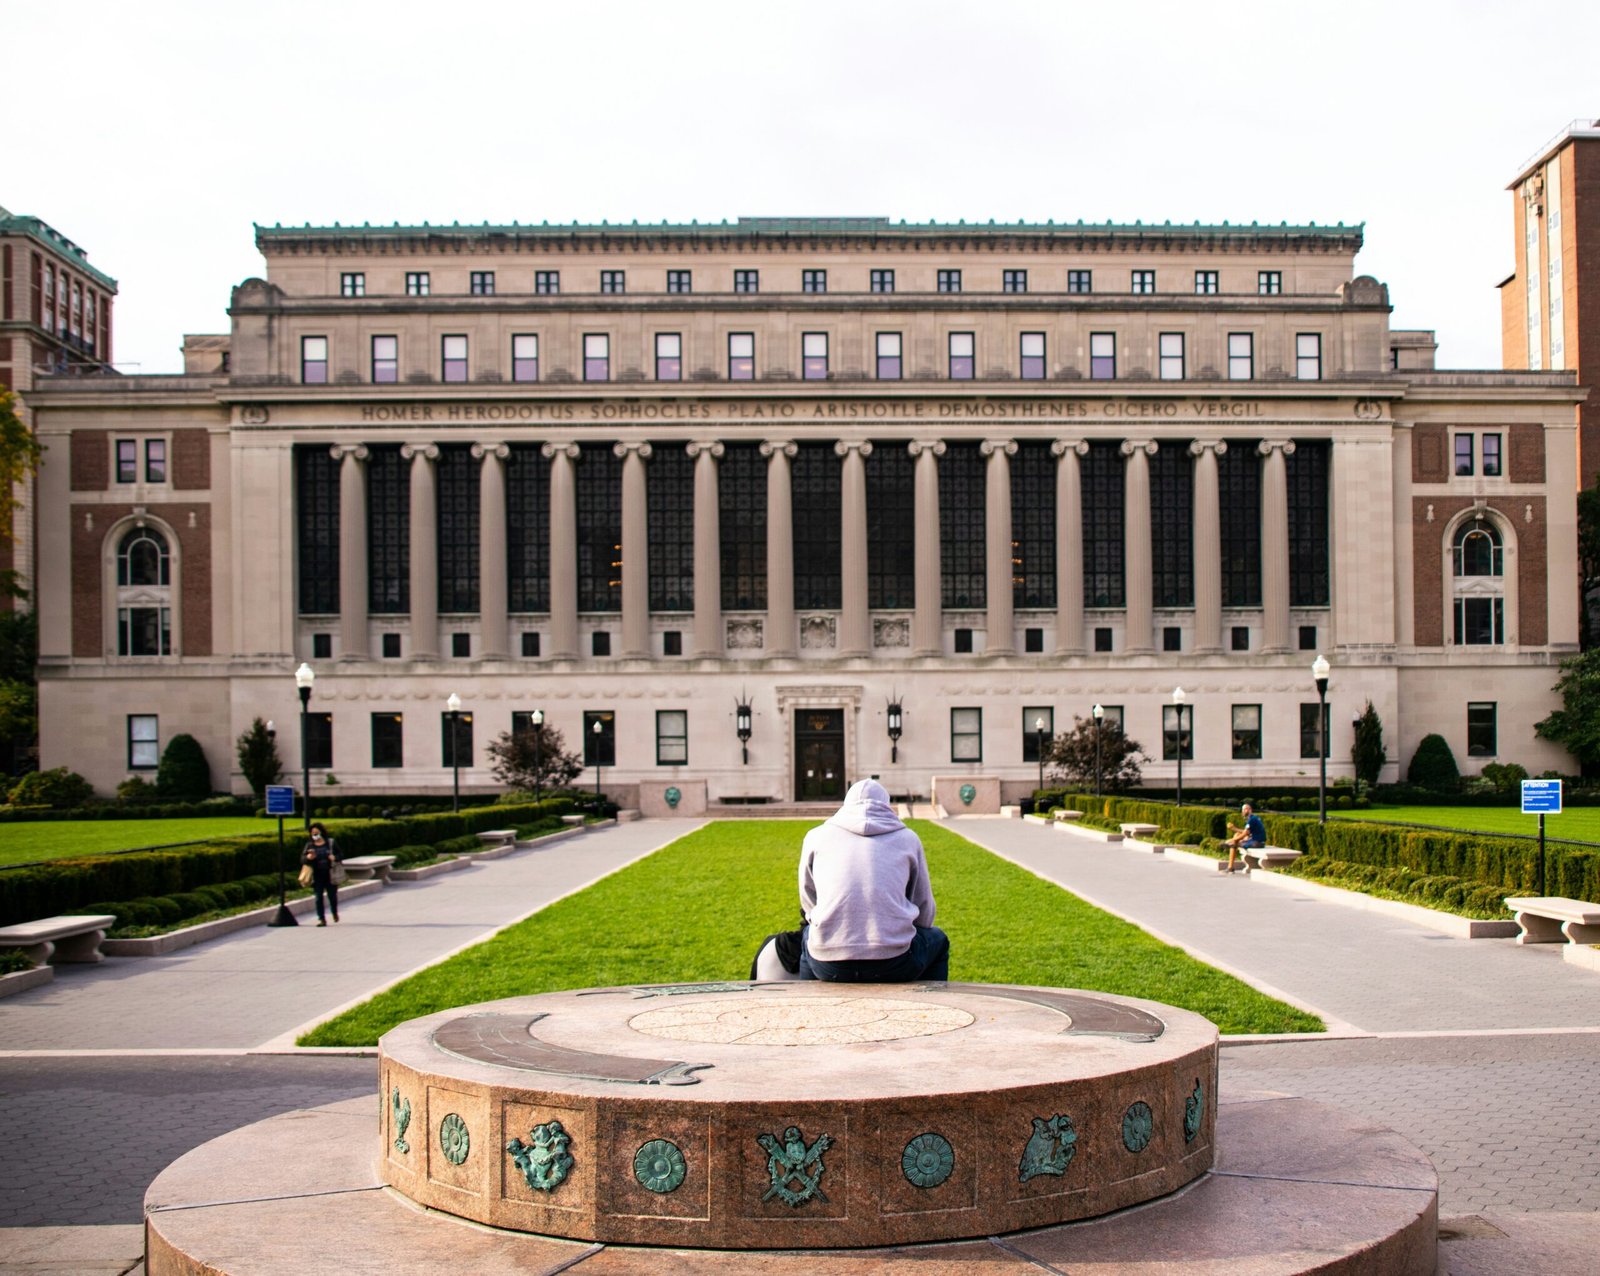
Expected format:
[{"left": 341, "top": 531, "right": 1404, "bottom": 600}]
[{"left": 1220, "top": 802, "right": 1266, "bottom": 874}]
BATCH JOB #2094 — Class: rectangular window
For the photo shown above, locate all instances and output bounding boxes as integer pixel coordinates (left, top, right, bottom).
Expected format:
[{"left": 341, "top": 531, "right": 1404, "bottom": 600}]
[
  {"left": 1163, "top": 626, "right": 1182, "bottom": 652},
  {"left": 584, "top": 333, "right": 610, "bottom": 382},
  {"left": 802, "top": 269, "right": 827, "bottom": 293},
  {"left": 1162, "top": 705, "right": 1194, "bottom": 761},
  {"left": 734, "top": 269, "right": 759, "bottom": 293},
  {"left": 535, "top": 270, "right": 560, "bottom": 294},
  {"left": 951, "top": 707, "right": 983, "bottom": 762},
  {"left": 1094, "top": 626, "right": 1113, "bottom": 652},
  {"left": 511, "top": 333, "right": 538, "bottom": 382},
  {"left": 948, "top": 332, "right": 975, "bottom": 380},
  {"left": 1482, "top": 434, "right": 1502, "bottom": 477},
  {"left": 521, "top": 631, "right": 540, "bottom": 658},
  {"left": 1067, "top": 269, "right": 1092, "bottom": 294},
  {"left": 127, "top": 714, "right": 159, "bottom": 769},
  {"left": 953, "top": 628, "right": 973, "bottom": 653},
  {"left": 592, "top": 631, "right": 611, "bottom": 657},
  {"left": 1258, "top": 270, "right": 1282, "bottom": 295},
  {"left": 1299, "top": 625, "right": 1318, "bottom": 651},
  {"left": 662, "top": 630, "right": 682, "bottom": 656},
  {"left": 1159, "top": 332, "right": 1185, "bottom": 380},
  {"left": 583, "top": 711, "right": 616, "bottom": 766},
  {"left": 937, "top": 268, "right": 961, "bottom": 293},
  {"left": 1300, "top": 703, "right": 1330, "bottom": 759},
  {"left": 1454, "top": 597, "right": 1504, "bottom": 645},
  {"left": 802, "top": 332, "right": 829, "bottom": 380},
  {"left": 1130, "top": 269, "right": 1155, "bottom": 294},
  {"left": 145, "top": 439, "right": 166, "bottom": 484},
  {"left": 1019, "top": 332, "right": 1045, "bottom": 380},
  {"left": 312, "top": 632, "right": 332, "bottom": 659},
  {"left": 405, "top": 272, "right": 430, "bottom": 296},
  {"left": 1227, "top": 332, "right": 1253, "bottom": 380},
  {"left": 666, "top": 269, "right": 692, "bottom": 294},
  {"left": 470, "top": 270, "right": 495, "bottom": 295},
  {"left": 1296, "top": 333, "right": 1322, "bottom": 380},
  {"left": 1022, "top": 707, "right": 1054, "bottom": 763},
  {"left": 116, "top": 440, "right": 137, "bottom": 483},
  {"left": 440, "top": 709, "right": 473, "bottom": 765},
  {"left": 876, "top": 332, "right": 902, "bottom": 380},
  {"left": 1231, "top": 705, "right": 1262, "bottom": 759},
  {"left": 870, "top": 268, "right": 895, "bottom": 293},
  {"left": 655, "top": 332, "right": 682, "bottom": 381},
  {"left": 381, "top": 632, "right": 402, "bottom": 658},
  {"left": 441, "top": 334, "right": 468, "bottom": 383},
  {"left": 305, "top": 712, "right": 333, "bottom": 768},
  {"left": 340, "top": 272, "right": 365, "bottom": 297},
  {"left": 1098, "top": 705, "right": 1125, "bottom": 732},
  {"left": 1003, "top": 269, "right": 1028, "bottom": 293},
  {"left": 656, "top": 710, "right": 688, "bottom": 764},
  {"left": 1194, "top": 270, "right": 1218, "bottom": 294},
  {"left": 1467, "top": 702, "right": 1497, "bottom": 757},
  {"left": 372, "top": 334, "right": 399, "bottom": 383},
  {"left": 600, "top": 270, "right": 626, "bottom": 294},
  {"left": 1024, "top": 627, "right": 1044, "bottom": 652},
  {"left": 301, "top": 335, "right": 328, "bottom": 384},
  {"left": 451, "top": 632, "right": 470, "bottom": 658},
  {"left": 1089, "top": 332, "right": 1116, "bottom": 380},
  {"left": 371, "top": 713, "right": 404, "bottom": 768},
  {"left": 118, "top": 607, "right": 171, "bottom": 656},
  {"left": 1231, "top": 625, "right": 1250, "bottom": 651},
  {"left": 728, "top": 332, "right": 755, "bottom": 381},
  {"left": 1454, "top": 435, "right": 1474, "bottom": 476}
]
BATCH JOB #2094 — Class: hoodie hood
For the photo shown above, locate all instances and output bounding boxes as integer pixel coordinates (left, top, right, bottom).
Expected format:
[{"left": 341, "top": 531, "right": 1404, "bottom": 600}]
[{"left": 826, "top": 778, "right": 904, "bottom": 836}]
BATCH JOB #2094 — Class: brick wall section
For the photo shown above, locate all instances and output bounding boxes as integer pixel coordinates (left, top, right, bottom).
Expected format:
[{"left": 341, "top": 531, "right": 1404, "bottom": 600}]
[
  {"left": 71, "top": 503, "right": 212, "bottom": 658},
  {"left": 1509, "top": 423, "right": 1546, "bottom": 482},
  {"left": 1412, "top": 422, "right": 1447, "bottom": 482},
  {"left": 171, "top": 429, "right": 210, "bottom": 490},
  {"left": 1574, "top": 142, "right": 1600, "bottom": 488},
  {"left": 71, "top": 430, "right": 109, "bottom": 491},
  {"left": 1518, "top": 496, "right": 1548, "bottom": 646},
  {"left": 1412, "top": 495, "right": 1547, "bottom": 647}
]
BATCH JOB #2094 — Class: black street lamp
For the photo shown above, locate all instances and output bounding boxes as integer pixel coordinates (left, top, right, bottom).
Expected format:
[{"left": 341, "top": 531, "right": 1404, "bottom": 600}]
[
  {"left": 295, "top": 663, "right": 315, "bottom": 831},
  {"left": 887, "top": 700, "right": 903, "bottom": 763},
  {"left": 1092, "top": 703, "right": 1104, "bottom": 799},
  {"left": 593, "top": 718, "right": 604, "bottom": 811},
  {"left": 1035, "top": 716, "right": 1047, "bottom": 794},
  {"left": 1172, "top": 687, "right": 1188, "bottom": 808},
  {"left": 530, "top": 708, "right": 544, "bottom": 804},
  {"left": 1313, "top": 654, "right": 1331, "bottom": 824},
  {"left": 735, "top": 692, "right": 753, "bottom": 765},
  {"left": 446, "top": 692, "right": 463, "bottom": 813}
]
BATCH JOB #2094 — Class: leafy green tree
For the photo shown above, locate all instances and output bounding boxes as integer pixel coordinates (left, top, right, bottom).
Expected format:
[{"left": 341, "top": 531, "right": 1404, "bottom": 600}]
[
  {"left": 235, "top": 716, "right": 284, "bottom": 799},
  {"left": 1406, "top": 733, "right": 1461, "bottom": 792},
  {"left": 1535, "top": 647, "right": 1600, "bottom": 770},
  {"left": 0, "top": 606, "right": 36, "bottom": 776},
  {"left": 0, "top": 390, "right": 42, "bottom": 546},
  {"left": 486, "top": 723, "right": 583, "bottom": 793},
  {"left": 1351, "top": 700, "right": 1387, "bottom": 797},
  {"left": 1043, "top": 715, "right": 1146, "bottom": 794},
  {"left": 1579, "top": 485, "right": 1600, "bottom": 649},
  {"left": 156, "top": 733, "right": 212, "bottom": 799}
]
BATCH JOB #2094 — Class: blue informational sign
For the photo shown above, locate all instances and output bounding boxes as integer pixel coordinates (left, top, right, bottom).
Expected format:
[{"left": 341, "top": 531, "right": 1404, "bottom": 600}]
[
  {"left": 265, "top": 785, "right": 298, "bottom": 817},
  {"left": 1521, "top": 779, "right": 1562, "bottom": 816}
]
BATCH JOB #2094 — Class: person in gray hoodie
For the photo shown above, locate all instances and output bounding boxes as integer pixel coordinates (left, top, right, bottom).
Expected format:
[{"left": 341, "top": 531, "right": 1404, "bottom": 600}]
[{"left": 797, "top": 778, "right": 950, "bottom": 982}]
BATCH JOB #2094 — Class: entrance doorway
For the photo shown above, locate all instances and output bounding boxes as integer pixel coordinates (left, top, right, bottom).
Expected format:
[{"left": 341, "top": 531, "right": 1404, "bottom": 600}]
[{"left": 794, "top": 709, "right": 845, "bottom": 802}]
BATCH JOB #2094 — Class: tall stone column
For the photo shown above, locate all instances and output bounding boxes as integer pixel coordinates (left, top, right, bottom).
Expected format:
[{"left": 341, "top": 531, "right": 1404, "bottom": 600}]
[
  {"left": 1122, "top": 439, "right": 1157, "bottom": 654},
  {"left": 615, "top": 441, "right": 653, "bottom": 658},
  {"left": 1051, "top": 439, "right": 1088, "bottom": 654},
  {"left": 835, "top": 440, "right": 873, "bottom": 657},
  {"left": 542, "top": 442, "right": 580, "bottom": 659},
  {"left": 761, "top": 440, "right": 797, "bottom": 657},
  {"left": 908, "top": 440, "right": 945, "bottom": 656},
  {"left": 472, "top": 442, "right": 509, "bottom": 660},
  {"left": 332, "top": 444, "right": 369, "bottom": 661},
  {"left": 982, "top": 439, "right": 1018, "bottom": 655},
  {"left": 687, "top": 440, "right": 724, "bottom": 658},
  {"left": 1259, "top": 439, "right": 1296, "bottom": 653},
  {"left": 401, "top": 443, "right": 440, "bottom": 660},
  {"left": 1190, "top": 439, "right": 1227, "bottom": 654}
]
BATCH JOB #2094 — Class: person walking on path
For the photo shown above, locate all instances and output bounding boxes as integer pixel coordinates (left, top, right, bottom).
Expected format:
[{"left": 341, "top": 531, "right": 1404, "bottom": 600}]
[
  {"left": 798, "top": 778, "right": 949, "bottom": 981},
  {"left": 1220, "top": 802, "right": 1266, "bottom": 874},
  {"left": 302, "top": 822, "right": 344, "bottom": 925}
]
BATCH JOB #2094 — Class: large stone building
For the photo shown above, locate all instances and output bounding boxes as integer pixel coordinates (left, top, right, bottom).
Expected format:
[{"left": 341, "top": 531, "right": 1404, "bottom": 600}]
[{"left": 23, "top": 217, "right": 1583, "bottom": 807}]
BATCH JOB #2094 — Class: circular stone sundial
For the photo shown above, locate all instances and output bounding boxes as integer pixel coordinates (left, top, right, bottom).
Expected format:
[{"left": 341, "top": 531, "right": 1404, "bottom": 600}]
[{"left": 378, "top": 981, "right": 1218, "bottom": 1249}]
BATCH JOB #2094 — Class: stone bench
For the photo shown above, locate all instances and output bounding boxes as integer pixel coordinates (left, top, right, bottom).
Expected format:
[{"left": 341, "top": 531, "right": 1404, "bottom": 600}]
[
  {"left": 1119, "top": 822, "right": 1160, "bottom": 838},
  {"left": 474, "top": 829, "right": 519, "bottom": 850},
  {"left": 1052, "top": 809, "right": 1083, "bottom": 821},
  {"left": 1504, "top": 896, "right": 1600, "bottom": 946},
  {"left": 560, "top": 813, "right": 587, "bottom": 827},
  {"left": 339, "top": 855, "right": 397, "bottom": 882},
  {"left": 1241, "top": 845, "right": 1302, "bottom": 874},
  {"left": 0, "top": 914, "right": 117, "bottom": 965}
]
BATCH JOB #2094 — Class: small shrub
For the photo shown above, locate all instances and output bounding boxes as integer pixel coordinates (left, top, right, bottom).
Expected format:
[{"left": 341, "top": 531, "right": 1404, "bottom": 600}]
[
  {"left": 117, "top": 776, "right": 156, "bottom": 802},
  {"left": 1480, "top": 762, "right": 1529, "bottom": 793},
  {"left": 0, "top": 947, "right": 36, "bottom": 974},
  {"left": 156, "top": 735, "right": 212, "bottom": 801},
  {"left": 9, "top": 767, "right": 93, "bottom": 809},
  {"left": 1407, "top": 734, "right": 1461, "bottom": 792}
]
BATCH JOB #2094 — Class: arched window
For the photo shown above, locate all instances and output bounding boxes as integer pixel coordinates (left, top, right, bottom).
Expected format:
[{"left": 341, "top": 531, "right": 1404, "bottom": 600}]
[
  {"left": 1453, "top": 520, "right": 1502, "bottom": 578},
  {"left": 1451, "top": 516, "right": 1504, "bottom": 645},
  {"left": 114, "top": 524, "right": 173, "bottom": 656}
]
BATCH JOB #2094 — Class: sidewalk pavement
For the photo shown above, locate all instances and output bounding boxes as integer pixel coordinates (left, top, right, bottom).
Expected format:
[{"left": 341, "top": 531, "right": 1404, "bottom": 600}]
[{"left": 0, "top": 819, "right": 701, "bottom": 1052}]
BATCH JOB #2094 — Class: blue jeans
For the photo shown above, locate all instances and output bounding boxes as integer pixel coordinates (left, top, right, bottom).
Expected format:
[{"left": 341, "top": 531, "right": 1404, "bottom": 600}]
[{"left": 799, "top": 925, "right": 949, "bottom": 983}]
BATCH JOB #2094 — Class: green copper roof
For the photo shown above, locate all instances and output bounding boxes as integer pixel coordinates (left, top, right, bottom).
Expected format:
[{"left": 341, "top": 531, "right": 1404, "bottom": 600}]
[
  {"left": 257, "top": 216, "right": 1362, "bottom": 247},
  {"left": 0, "top": 209, "right": 118, "bottom": 290}
]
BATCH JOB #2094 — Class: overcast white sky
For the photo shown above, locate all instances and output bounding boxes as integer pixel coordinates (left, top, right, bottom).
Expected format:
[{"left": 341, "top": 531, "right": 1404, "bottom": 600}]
[{"left": 6, "top": 0, "right": 1597, "bottom": 375}]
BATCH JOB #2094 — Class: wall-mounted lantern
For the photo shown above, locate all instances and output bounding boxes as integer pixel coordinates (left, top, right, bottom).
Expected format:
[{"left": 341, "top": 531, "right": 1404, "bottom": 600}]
[
  {"left": 735, "top": 690, "right": 753, "bottom": 765},
  {"left": 887, "top": 699, "right": 903, "bottom": 763}
]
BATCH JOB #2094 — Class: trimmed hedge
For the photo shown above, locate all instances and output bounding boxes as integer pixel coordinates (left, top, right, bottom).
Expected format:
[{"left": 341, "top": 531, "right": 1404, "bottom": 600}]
[
  {"left": 1280, "top": 857, "right": 1508, "bottom": 919},
  {"left": 1037, "top": 791, "right": 1232, "bottom": 841}
]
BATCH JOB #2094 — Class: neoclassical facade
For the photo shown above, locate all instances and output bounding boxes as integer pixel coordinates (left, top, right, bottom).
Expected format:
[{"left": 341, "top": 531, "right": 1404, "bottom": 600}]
[{"left": 26, "top": 218, "right": 1583, "bottom": 805}]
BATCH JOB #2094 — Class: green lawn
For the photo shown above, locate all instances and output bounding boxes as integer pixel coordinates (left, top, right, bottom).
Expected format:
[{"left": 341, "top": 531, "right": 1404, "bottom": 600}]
[
  {"left": 299, "top": 820, "right": 1322, "bottom": 1047},
  {"left": 1332, "top": 804, "right": 1600, "bottom": 843},
  {"left": 0, "top": 817, "right": 278, "bottom": 867}
]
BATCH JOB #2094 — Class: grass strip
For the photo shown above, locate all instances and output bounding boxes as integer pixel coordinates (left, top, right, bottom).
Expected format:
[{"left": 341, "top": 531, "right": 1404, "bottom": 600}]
[{"left": 299, "top": 820, "right": 1321, "bottom": 1046}]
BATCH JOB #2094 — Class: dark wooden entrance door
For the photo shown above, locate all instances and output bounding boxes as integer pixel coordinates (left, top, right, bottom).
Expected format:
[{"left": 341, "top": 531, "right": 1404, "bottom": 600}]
[{"left": 794, "top": 709, "right": 845, "bottom": 802}]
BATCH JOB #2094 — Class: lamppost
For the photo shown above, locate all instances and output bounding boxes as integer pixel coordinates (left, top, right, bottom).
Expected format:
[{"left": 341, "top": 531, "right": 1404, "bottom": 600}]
[
  {"left": 735, "top": 693, "right": 753, "bottom": 765},
  {"left": 592, "top": 718, "right": 604, "bottom": 812},
  {"left": 446, "top": 693, "right": 463, "bottom": 813},
  {"left": 1171, "top": 687, "right": 1188, "bottom": 808},
  {"left": 1351, "top": 715, "right": 1362, "bottom": 803},
  {"left": 886, "top": 700, "right": 903, "bottom": 763},
  {"left": 1035, "top": 716, "right": 1047, "bottom": 795},
  {"left": 1092, "top": 703, "right": 1105, "bottom": 799},
  {"left": 1313, "top": 654, "right": 1331, "bottom": 824},
  {"left": 295, "top": 663, "right": 315, "bottom": 830},
  {"left": 530, "top": 708, "right": 544, "bottom": 804}
]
